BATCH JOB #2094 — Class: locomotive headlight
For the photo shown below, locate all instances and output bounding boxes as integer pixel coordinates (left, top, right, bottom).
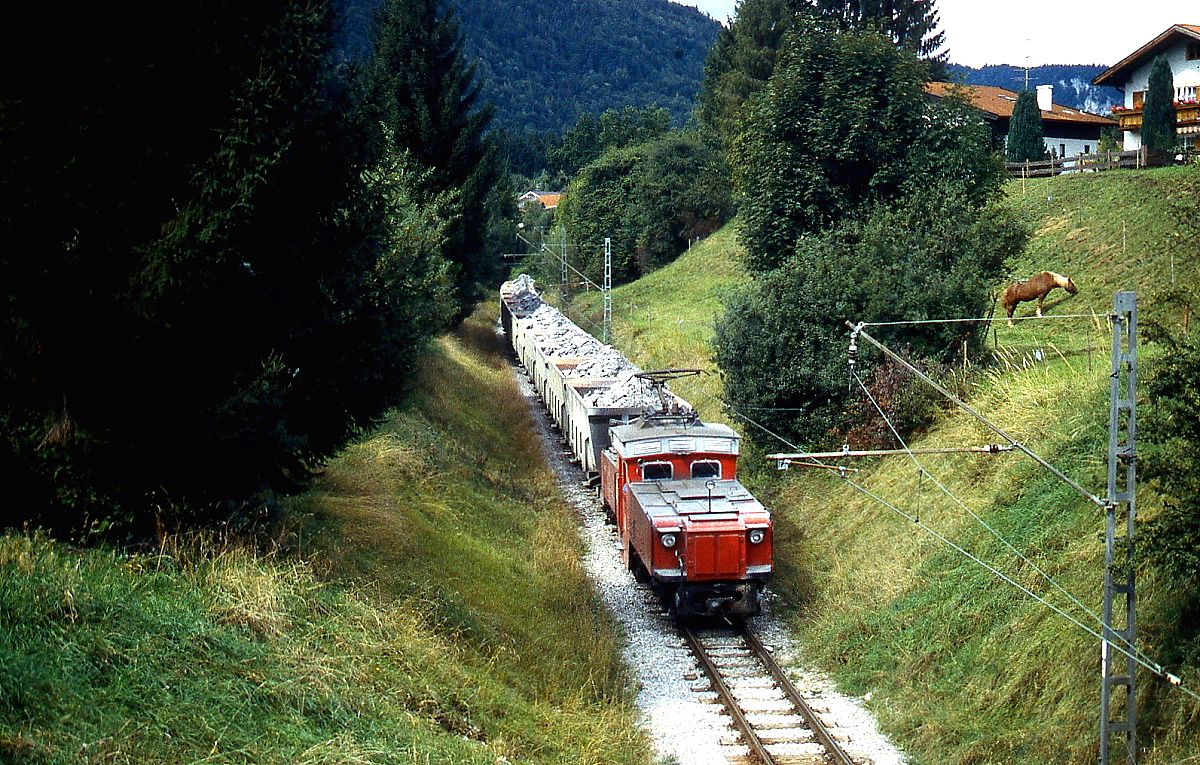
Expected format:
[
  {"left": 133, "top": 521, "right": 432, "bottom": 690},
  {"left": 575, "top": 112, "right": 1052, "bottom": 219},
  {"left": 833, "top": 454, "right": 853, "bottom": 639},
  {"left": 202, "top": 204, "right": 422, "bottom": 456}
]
[
  {"left": 661, "top": 533, "right": 677, "bottom": 548},
  {"left": 748, "top": 529, "right": 765, "bottom": 545}
]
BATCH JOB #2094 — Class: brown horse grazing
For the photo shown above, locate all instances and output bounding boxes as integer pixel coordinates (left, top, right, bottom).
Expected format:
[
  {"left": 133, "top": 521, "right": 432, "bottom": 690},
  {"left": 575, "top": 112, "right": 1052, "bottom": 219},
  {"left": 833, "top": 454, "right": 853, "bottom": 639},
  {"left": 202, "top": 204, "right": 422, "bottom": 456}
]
[{"left": 1001, "top": 271, "right": 1078, "bottom": 325}]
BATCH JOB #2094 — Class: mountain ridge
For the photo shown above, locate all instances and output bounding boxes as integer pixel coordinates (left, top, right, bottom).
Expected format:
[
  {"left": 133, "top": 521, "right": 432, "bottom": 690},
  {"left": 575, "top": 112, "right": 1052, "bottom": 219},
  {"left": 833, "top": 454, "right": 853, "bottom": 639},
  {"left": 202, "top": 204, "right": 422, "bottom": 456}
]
[{"left": 949, "top": 63, "right": 1122, "bottom": 115}]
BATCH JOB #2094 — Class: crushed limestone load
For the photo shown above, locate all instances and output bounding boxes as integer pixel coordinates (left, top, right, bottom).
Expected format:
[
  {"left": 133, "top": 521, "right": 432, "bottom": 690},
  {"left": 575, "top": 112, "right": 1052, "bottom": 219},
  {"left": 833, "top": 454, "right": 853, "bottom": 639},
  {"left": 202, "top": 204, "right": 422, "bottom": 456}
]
[
  {"left": 568, "top": 349, "right": 637, "bottom": 380},
  {"left": 506, "top": 274, "right": 693, "bottom": 412},
  {"left": 503, "top": 274, "right": 542, "bottom": 315}
]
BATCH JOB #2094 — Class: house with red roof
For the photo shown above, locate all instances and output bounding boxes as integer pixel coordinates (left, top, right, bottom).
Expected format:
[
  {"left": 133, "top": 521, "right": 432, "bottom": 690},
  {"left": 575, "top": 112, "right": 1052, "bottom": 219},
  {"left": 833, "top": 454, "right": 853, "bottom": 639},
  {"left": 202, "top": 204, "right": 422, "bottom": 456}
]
[
  {"left": 517, "top": 191, "right": 563, "bottom": 211},
  {"left": 1093, "top": 24, "right": 1200, "bottom": 150},
  {"left": 925, "top": 81, "right": 1116, "bottom": 159}
]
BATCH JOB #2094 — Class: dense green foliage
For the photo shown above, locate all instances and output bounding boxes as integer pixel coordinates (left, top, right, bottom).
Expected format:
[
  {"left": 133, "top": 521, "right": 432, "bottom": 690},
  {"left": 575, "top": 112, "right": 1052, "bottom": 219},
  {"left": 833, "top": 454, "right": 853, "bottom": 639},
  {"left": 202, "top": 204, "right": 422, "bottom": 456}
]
[
  {"left": 1006, "top": 89, "right": 1048, "bottom": 162},
  {"left": 1142, "top": 54, "right": 1179, "bottom": 152},
  {"left": 364, "top": 0, "right": 509, "bottom": 316},
  {"left": 1142, "top": 338, "right": 1200, "bottom": 599},
  {"left": 556, "top": 132, "right": 733, "bottom": 286},
  {"left": 342, "top": 0, "right": 719, "bottom": 138},
  {"left": 716, "top": 192, "right": 1024, "bottom": 444},
  {"left": 715, "top": 21, "right": 1017, "bottom": 447},
  {"left": 455, "top": 0, "right": 718, "bottom": 135},
  {"left": 0, "top": 0, "right": 501, "bottom": 535},
  {"left": 697, "top": 0, "right": 811, "bottom": 147},
  {"left": 547, "top": 106, "right": 674, "bottom": 183},
  {"left": 735, "top": 20, "right": 1003, "bottom": 272},
  {"left": 698, "top": 0, "right": 949, "bottom": 149}
]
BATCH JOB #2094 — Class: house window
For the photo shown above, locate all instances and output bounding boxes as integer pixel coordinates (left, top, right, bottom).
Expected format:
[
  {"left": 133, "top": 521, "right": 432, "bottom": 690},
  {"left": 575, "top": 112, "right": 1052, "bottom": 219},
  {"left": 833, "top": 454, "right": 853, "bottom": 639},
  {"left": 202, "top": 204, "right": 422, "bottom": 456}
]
[
  {"left": 690, "top": 460, "right": 721, "bottom": 479},
  {"left": 1133, "top": 90, "right": 1145, "bottom": 108},
  {"left": 1084, "top": 145, "right": 1091, "bottom": 155},
  {"left": 1060, "top": 144, "right": 1067, "bottom": 158},
  {"left": 641, "top": 461, "right": 672, "bottom": 481},
  {"left": 1187, "top": 41, "right": 1200, "bottom": 60}
]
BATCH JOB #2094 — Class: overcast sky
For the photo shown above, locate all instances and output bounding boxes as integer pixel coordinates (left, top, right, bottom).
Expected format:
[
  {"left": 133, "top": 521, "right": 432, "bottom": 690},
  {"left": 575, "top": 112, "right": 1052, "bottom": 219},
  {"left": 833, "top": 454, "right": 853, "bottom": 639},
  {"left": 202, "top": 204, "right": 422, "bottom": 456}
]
[{"left": 677, "top": 0, "right": 1195, "bottom": 67}]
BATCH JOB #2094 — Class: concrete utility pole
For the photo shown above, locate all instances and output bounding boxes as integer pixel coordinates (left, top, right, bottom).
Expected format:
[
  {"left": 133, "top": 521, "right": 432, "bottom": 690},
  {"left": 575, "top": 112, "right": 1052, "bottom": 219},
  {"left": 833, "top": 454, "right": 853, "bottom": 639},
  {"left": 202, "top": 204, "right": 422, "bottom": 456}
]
[{"left": 1101, "top": 291, "right": 1138, "bottom": 765}]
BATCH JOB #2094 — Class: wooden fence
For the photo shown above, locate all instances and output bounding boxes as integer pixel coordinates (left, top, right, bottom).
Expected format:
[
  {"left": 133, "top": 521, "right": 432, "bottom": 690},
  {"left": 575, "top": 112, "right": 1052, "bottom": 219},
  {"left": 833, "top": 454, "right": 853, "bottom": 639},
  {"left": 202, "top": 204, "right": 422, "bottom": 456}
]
[{"left": 1005, "top": 147, "right": 1195, "bottom": 178}]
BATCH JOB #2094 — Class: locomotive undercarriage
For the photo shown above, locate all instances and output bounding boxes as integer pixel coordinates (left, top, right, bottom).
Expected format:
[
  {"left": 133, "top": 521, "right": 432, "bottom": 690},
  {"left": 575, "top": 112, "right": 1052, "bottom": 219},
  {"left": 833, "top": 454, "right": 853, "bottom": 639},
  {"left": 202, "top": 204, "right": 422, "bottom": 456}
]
[{"left": 662, "top": 580, "right": 762, "bottom": 619}]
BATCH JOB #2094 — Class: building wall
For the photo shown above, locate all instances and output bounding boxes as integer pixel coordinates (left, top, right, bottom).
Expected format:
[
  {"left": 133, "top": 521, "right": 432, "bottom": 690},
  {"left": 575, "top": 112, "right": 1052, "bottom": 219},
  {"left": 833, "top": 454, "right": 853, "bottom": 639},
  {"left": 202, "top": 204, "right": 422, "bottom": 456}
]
[
  {"left": 1121, "top": 39, "right": 1200, "bottom": 149},
  {"left": 1045, "top": 136, "right": 1098, "bottom": 158}
]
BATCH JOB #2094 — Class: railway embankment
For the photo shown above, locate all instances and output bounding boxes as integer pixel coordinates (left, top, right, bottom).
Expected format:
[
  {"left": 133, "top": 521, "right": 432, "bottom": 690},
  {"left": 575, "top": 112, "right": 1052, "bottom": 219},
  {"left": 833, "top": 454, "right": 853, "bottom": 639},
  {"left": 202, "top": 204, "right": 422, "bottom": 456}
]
[
  {"left": 0, "top": 310, "right": 652, "bottom": 765},
  {"left": 565, "top": 165, "right": 1200, "bottom": 764}
]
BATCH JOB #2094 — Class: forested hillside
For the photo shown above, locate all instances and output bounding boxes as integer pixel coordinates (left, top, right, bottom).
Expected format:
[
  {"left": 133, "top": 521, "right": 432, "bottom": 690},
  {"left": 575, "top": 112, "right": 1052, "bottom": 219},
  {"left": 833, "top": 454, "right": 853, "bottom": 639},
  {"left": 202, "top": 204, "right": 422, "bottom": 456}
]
[
  {"left": 340, "top": 0, "right": 720, "bottom": 135},
  {"left": 950, "top": 63, "right": 1122, "bottom": 114}
]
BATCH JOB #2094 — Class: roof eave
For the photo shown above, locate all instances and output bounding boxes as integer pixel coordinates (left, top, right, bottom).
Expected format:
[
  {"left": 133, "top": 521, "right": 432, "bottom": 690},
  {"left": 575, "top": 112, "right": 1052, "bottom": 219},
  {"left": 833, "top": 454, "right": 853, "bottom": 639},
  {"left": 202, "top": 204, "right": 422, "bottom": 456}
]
[{"left": 1093, "top": 24, "right": 1200, "bottom": 86}]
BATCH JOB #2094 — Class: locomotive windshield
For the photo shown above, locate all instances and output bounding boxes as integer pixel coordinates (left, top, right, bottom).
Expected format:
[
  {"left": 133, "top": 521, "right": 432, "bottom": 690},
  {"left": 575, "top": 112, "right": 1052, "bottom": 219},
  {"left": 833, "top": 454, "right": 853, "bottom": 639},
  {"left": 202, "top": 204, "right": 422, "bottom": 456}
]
[
  {"left": 690, "top": 460, "right": 721, "bottom": 479},
  {"left": 642, "top": 461, "right": 672, "bottom": 480}
]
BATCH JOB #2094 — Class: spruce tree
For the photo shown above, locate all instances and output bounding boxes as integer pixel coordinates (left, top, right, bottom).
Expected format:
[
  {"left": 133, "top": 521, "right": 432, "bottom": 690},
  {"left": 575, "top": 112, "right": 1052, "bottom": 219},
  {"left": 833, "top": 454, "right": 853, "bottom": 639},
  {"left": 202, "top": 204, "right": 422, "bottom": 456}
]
[
  {"left": 1, "top": 0, "right": 455, "bottom": 534},
  {"left": 697, "top": 0, "right": 809, "bottom": 146},
  {"left": 1142, "top": 54, "right": 1177, "bottom": 153},
  {"left": 366, "top": 0, "right": 504, "bottom": 316},
  {"left": 1006, "top": 89, "right": 1047, "bottom": 163}
]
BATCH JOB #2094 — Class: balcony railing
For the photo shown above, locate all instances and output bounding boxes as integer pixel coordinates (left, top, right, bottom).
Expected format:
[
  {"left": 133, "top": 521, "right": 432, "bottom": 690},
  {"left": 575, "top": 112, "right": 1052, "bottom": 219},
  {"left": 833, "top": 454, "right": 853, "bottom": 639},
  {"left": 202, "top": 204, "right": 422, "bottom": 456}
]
[{"left": 1110, "top": 102, "right": 1200, "bottom": 130}]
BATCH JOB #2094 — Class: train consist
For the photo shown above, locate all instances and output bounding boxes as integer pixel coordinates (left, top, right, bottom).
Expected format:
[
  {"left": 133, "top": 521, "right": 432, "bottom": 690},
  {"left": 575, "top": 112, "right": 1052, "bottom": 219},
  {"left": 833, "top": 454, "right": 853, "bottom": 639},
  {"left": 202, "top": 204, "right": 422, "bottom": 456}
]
[{"left": 500, "top": 275, "right": 772, "bottom": 617}]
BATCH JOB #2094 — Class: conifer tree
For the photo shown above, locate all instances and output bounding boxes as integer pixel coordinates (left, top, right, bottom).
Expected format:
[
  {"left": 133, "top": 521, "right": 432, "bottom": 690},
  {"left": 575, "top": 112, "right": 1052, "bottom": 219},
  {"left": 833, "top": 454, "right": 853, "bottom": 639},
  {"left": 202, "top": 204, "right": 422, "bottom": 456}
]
[
  {"left": 1006, "top": 89, "right": 1047, "bottom": 163},
  {"left": 1, "top": 0, "right": 453, "bottom": 534},
  {"left": 1142, "top": 55, "right": 1178, "bottom": 153},
  {"left": 366, "top": 0, "right": 504, "bottom": 316},
  {"left": 697, "top": 0, "right": 809, "bottom": 145}
]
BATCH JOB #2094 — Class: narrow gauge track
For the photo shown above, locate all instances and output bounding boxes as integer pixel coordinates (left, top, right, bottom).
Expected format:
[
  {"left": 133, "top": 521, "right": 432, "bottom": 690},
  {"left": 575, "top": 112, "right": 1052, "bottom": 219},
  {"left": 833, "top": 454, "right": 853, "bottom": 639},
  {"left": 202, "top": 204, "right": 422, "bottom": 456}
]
[{"left": 681, "top": 621, "right": 860, "bottom": 765}]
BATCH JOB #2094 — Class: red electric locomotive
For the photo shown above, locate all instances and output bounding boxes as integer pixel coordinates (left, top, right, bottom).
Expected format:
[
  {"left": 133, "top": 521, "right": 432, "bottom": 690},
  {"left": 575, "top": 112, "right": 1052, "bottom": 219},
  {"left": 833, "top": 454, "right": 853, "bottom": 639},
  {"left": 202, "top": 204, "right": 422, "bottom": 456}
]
[
  {"left": 500, "top": 277, "right": 772, "bottom": 618},
  {"left": 599, "top": 373, "right": 772, "bottom": 617}
]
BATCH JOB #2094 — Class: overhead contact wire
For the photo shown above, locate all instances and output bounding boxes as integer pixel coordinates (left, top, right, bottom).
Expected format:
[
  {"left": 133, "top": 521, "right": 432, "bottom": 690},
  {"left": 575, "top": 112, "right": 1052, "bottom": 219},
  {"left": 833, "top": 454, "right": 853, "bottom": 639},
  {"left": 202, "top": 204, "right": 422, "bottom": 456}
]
[
  {"left": 659, "top": 349, "right": 1195, "bottom": 700},
  {"left": 850, "top": 368, "right": 1158, "bottom": 671},
  {"left": 850, "top": 323, "right": 1107, "bottom": 509}
]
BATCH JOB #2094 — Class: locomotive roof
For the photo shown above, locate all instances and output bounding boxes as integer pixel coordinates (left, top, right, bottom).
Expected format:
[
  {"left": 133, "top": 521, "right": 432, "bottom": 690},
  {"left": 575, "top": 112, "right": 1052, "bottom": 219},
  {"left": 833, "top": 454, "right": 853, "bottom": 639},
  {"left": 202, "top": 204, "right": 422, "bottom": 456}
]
[
  {"left": 609, "top": 418, "right": 739, "bottom": 443},
  {"left": 629, "top": 478, "right": 766, "bottom": 520}
]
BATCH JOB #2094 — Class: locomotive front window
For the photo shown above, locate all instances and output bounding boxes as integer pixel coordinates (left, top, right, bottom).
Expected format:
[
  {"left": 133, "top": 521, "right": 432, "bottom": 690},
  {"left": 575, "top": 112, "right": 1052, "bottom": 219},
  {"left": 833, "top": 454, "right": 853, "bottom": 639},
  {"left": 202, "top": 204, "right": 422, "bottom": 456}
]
[
  {"left": 690, "top": 460, "right": 721, "bottom": 479},
  {"left": 642, "top": 461, "right": 673, "bottom": 480}
]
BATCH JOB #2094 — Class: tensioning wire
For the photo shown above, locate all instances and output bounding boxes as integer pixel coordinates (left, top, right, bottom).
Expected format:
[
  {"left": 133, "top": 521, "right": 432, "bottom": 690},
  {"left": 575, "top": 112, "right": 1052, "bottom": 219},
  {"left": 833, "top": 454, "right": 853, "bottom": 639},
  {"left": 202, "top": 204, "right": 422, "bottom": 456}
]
[{"left": 833, "top": 470, "right": 1197, "bottom": 702}]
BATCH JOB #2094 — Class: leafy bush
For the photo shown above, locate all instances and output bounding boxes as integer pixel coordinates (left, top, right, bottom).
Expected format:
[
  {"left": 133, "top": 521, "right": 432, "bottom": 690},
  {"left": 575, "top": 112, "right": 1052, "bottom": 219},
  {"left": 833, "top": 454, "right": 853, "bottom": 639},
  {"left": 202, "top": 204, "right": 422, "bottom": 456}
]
[
  {"left": 733, "top": 18, "right": 1003, "bottom": 272},
  {"left": 557, "top": 131, "right": 733, "bottom": 285},
  {"left": 715, "top": 192, "right": 1025, "bottom": 447}
]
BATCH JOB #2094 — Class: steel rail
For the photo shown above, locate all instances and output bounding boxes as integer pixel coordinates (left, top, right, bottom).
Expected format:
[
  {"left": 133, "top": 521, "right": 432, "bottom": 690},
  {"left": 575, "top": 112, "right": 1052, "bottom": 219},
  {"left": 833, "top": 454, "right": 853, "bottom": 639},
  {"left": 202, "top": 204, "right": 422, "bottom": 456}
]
[
  {"left": 680, "top": 623, "right": 777, "bottom": 765},
  {"left": 741, "top": 625, "right": 857, "bottom": 765}
]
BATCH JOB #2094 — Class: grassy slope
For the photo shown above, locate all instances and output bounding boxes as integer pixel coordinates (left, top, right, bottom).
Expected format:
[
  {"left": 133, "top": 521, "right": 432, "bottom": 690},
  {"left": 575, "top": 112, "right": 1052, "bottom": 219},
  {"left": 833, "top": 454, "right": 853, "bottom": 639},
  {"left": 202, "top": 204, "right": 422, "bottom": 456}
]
[
  {"left": 0, "top": 310, "right": 652, "bottom": 765},
  {"left": 569, "top": 166, "right": 1200, "bottom": 764}
]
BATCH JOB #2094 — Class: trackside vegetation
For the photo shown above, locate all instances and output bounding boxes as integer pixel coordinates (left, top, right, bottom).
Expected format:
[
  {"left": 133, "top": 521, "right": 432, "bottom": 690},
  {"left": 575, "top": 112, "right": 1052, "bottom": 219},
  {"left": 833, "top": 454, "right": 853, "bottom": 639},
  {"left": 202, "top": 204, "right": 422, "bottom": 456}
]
[
  {"left": 0, "top": 311, "right": 652, "bottom": 765},
  {"left": 0, "top": 0, "right": 508, "bottom": 538},
  {"left": 569, "top": 165, "right": 1200, "bottom": 764}
]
